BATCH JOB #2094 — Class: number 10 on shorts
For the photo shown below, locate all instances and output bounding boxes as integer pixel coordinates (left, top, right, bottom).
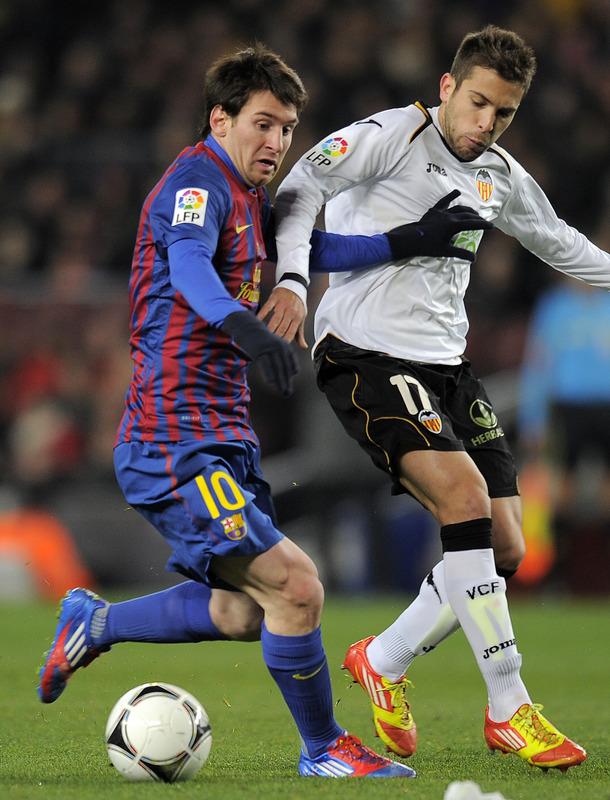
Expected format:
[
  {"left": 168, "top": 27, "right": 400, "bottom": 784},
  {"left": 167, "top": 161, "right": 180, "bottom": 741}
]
[{"left": 195, "top": 471, "right": 245, "bottom": 519}]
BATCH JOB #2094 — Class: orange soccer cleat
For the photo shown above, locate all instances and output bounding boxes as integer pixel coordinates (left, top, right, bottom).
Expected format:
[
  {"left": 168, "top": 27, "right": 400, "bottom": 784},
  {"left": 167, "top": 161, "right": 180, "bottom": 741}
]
[{"left": 342, "top": 636, "right": 417, "bottom": 757}]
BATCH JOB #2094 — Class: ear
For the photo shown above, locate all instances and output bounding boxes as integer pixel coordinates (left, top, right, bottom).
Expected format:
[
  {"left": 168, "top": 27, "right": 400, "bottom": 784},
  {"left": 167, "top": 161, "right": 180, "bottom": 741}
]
[
  {"left": 210, "top": 104, "right": 230, "bottom": 137},
  {"left": 439, "top": 73, "right": 455, "bottom": 103}
]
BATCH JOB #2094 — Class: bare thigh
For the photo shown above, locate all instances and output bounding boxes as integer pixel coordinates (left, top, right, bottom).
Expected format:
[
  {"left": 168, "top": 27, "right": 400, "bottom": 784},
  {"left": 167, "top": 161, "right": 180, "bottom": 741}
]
[{"left": 397, "top": 449, "right": 491, "bottom": 526}]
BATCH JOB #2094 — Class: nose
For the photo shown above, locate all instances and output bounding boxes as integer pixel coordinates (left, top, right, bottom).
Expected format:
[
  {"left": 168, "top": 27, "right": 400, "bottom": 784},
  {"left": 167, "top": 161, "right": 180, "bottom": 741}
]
[
  {"left": 478, "top": 110, "right": 495, "bottom": 132},
  {"left": 266, "top": 127, "right": 284, "bottom": 153}
]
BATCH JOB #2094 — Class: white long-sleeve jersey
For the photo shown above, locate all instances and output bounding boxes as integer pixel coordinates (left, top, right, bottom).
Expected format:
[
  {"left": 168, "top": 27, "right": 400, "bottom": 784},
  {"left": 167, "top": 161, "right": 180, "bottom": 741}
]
[{"left": 274, "top": 103, "right": 610, "bottom": 364}]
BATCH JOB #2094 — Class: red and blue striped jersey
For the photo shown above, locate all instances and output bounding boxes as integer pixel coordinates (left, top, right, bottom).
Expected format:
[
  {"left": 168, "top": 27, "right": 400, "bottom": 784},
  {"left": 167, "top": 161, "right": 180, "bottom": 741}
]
[{"left": 115, "top": 137, "right": 271, "bottom": 446}]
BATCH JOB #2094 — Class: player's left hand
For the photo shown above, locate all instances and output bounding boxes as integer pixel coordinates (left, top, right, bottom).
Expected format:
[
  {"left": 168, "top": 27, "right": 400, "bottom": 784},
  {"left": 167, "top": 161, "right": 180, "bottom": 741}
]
[
  {"left": 258, "top": 287, "right": 308, "bottom": 349},
  {"left": 385, "top": 189, "right": 494, "bottom": 263}
]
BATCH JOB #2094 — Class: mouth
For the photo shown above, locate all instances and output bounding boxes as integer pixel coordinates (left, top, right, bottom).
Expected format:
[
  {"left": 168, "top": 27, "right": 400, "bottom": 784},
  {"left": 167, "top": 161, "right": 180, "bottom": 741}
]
[
  {"left": 257, "top": 158, "right": 276, "bottom": 171},
  {"left": 466, "top": 136, "right": 487, "bottom": 152}
]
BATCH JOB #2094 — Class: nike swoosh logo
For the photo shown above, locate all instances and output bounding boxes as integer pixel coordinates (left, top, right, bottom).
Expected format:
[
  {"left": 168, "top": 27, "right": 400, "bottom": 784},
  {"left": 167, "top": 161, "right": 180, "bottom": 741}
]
[
  {"left": 236, "top": 223, "right": 253, "bottom": 234},
  {"left": 292, "top": 663, "right": 325, "bottom": 680}
]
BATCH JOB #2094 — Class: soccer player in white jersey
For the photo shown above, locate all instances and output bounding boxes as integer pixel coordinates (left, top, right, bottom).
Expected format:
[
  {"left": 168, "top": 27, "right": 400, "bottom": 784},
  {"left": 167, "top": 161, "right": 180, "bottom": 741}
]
[{"left": 259, "top": 25, "right": 604, "bottom": 771}]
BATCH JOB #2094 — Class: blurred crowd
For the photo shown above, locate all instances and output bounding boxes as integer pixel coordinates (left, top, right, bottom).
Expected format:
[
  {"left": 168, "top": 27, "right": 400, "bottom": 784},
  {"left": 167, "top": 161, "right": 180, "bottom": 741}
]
[{"left": 1, "top": 0, "right": 610, "bottom": 520}]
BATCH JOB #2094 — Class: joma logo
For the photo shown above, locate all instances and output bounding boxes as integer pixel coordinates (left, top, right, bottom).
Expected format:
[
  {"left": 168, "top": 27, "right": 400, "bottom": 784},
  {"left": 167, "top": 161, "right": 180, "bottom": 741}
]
[{"left": 483, "top": 639, "right": 516, "bottom": 659}]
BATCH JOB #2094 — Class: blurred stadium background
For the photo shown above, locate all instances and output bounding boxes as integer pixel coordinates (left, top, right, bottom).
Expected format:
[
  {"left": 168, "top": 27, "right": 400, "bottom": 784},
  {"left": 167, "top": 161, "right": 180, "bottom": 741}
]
[{"left": 1, "top": 0, "right": 609, "bottom": 599}]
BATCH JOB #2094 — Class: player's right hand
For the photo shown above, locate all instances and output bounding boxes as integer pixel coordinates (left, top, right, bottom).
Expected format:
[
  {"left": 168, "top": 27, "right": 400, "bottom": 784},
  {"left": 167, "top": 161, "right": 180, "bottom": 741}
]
[{"left": 222, "top": 310, "right": 299, "bottom": 396}]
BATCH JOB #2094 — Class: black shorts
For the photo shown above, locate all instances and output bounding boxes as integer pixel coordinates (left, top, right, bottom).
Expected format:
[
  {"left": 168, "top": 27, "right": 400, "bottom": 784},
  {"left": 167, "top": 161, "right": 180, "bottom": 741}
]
[{"left": 314, "top": 335, "right": 518, "bottom": 498}]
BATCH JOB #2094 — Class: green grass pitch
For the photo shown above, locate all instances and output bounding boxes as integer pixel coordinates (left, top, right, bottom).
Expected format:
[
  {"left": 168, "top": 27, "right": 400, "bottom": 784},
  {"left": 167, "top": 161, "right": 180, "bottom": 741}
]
[{"left": 1, "top": 594, "right": 608, "bottom": 800}]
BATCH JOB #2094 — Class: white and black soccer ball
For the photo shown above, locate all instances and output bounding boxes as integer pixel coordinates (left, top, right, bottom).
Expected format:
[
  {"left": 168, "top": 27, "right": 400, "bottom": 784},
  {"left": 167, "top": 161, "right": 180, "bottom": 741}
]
[{"left": 105, "top": 682, "right": 212, "bottom": 782}]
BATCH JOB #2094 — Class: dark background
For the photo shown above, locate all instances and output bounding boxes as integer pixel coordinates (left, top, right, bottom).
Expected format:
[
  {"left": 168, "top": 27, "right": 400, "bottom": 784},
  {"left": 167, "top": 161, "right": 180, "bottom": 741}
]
[{"left": 1, "top": 0, "right": 609, "bottom": 597}]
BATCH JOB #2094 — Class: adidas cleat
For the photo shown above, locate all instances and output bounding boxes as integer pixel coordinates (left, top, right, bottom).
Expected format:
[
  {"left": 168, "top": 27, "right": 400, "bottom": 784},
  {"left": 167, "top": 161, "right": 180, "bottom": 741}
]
[
  {"left": 342, "top": 636, "right": 417, "bottom": 757},
  {"left": 484, "top": 703, "right": 587, "bottom": 771},
  {"left": 38, "top": 587, "right": 110, "bottom": 703},
  {"left": 298, "top": 732, "right": 417, "bottom": 778}
]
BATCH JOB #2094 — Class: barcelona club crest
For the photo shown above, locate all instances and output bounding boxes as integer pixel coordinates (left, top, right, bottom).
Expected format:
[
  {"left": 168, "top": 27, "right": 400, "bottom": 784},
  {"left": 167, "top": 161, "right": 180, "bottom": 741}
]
[
  {"left": 476, "top": 169, "right": 493, "bottom": 202},
  {"left": 220, "top": 513, "right": 247, "bottom": 541},
  {"left": 418, "top": 409, "right": 442, "bottom": 434}
]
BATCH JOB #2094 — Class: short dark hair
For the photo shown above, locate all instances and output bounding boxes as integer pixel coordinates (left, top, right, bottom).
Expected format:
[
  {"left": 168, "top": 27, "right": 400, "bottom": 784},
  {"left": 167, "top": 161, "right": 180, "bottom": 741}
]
[
  {"left": 450, "top": 25, "right": 537, "bottom": 95},
  {"left": 198, "top": 43, "right": 308, "bottom": 138}
]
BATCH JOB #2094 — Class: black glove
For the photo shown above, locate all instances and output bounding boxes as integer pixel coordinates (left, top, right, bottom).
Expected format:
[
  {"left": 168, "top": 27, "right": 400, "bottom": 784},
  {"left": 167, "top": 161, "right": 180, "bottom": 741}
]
[
  {"left": 385, "top": 189, "right": 494, "bottom": 263},
  {"left": 222, "top": 310, "right": 299, "bottom": 397}
]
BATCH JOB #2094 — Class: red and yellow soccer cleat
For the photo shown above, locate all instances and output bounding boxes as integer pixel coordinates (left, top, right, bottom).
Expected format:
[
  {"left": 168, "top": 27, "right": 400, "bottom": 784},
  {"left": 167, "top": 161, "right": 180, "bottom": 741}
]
[
  {"left": 342, "top": 636, "right": 417, "bottom": 757},
  {"left": 484, "top": 703, "right": 587, "bottom": 772}
]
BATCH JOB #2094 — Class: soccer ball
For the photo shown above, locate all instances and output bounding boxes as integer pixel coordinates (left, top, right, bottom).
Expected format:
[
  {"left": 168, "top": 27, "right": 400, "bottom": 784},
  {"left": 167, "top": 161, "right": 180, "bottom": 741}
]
[{"left": 105, "top": 682, "right": 212, "bottom": 782}]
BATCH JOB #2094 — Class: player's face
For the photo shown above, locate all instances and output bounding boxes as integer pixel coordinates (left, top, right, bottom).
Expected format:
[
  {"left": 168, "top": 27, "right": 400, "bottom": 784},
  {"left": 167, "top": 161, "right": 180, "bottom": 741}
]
[
  {"left": 438, "top": 66, "right": 524, "bottom": 161},
  {"left": 211, "top": 90, "right": 298, "bottom": 188}
]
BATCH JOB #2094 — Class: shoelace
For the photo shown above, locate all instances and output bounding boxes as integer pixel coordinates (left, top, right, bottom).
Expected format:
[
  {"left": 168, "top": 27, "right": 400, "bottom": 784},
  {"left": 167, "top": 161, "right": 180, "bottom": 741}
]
[
  {"left": 378, "top": 679, "right": 415, "bottom": 724},
  {"left": 331, "top": 734, "right": 387, "bottom": 766},
  {"left": 515, "top": 704, "right": 561, "bottom": 745}
]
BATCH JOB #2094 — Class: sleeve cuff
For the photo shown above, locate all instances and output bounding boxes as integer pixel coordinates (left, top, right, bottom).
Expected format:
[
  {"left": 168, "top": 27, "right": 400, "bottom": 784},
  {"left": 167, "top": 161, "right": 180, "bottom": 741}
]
[{"left": 275, "top": 277, "right": 308, "bottom": 307}]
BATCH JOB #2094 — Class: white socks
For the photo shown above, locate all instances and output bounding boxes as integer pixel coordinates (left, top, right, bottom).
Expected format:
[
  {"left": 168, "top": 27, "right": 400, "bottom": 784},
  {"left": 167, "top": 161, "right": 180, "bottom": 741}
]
[
  {"left": 369, "top": 562, "right": 459, "bottom": 680},
  {"left": 442, "top": 548, "right": 530, "bottom": 720},
  {"left": 366, "top": 551, "right": 531, "bottom": 721}
]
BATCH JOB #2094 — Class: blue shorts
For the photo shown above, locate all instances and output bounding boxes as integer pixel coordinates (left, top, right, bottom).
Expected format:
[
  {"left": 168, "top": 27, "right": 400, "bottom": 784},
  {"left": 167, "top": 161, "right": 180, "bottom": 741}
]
[{"left": 113, "top": 439, "right": 284, "bottom": 587}]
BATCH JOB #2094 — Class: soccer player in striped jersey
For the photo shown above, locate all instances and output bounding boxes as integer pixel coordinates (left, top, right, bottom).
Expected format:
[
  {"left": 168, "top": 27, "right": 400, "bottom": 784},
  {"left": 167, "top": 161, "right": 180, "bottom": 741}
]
[
  {"left": 39, "top": 42, "right": 491, "bottom": 779},
  {"left": 269, "top": 26, "right": 599, "bottom": 771}
]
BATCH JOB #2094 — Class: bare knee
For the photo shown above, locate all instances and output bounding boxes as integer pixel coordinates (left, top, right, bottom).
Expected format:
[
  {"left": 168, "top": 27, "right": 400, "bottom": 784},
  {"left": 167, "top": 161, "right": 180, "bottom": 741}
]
[
  {"left": 258, "top": 543, "right": 325, "bottom": 633},
  {"left": 210, "top": 590, "right": 264, "bottom": 642},
  {"left": 211, "top": 540, "right": 324, "bottom": 635},
  {"left": 418, "top": 476, "right": 490, "bottom": 526},
  {"left": 282, "top": 567, "right": 324, "bottom": 614}
]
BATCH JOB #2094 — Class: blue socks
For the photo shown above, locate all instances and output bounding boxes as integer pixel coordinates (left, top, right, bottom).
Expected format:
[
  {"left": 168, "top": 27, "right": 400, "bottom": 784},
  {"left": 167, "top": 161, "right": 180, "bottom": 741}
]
[
  {"left": 92, "top": 581, "right": 227, "bottom": 646},
  {"left": 261, "top": 621, "right": 342, "bottom": 758},
  {"left": 91, "top": 584, "right": 342, "bottom": 758}
]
